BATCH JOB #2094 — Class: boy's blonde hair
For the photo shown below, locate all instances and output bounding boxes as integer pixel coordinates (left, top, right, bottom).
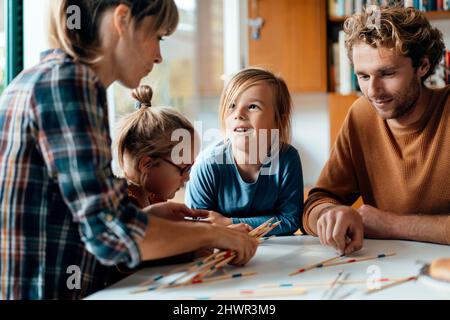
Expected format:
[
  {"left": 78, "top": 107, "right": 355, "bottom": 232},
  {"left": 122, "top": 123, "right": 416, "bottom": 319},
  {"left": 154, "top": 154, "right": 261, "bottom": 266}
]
[
  {"left": 49, "top": 0, "right": 179, "bottom": 65},
  {"left": 114, "top": 85, "right": 195, "bottom": 177},
  {"left": 219, "top": 68, "right": 293, "bottom": 145},
  {"left": 344, "top": 6, "right": 445, "bottom": 82}
]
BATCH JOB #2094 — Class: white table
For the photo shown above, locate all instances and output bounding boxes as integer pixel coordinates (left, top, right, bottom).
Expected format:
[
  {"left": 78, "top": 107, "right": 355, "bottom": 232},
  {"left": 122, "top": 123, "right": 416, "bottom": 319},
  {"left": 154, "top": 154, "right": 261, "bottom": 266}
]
[{"left": 85, "top": 235, "right": 450, "bottom": 300}]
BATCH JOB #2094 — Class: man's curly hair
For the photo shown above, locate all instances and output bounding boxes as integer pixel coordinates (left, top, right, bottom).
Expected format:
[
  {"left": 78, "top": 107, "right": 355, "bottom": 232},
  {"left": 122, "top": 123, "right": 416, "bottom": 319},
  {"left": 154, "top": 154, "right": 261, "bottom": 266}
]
[{"left": 344, "top": 6, "right": 445, "bottom": 81}]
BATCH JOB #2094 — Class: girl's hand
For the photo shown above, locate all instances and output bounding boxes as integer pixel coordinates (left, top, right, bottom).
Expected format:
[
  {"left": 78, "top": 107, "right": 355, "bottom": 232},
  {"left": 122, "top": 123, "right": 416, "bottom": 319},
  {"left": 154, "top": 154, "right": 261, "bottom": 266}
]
[
  {"left": 206, "top": 210, "right": 233, "bottom": 226},
  {"left": 144, "top": 202, "right": 209, "bottom": 221}
]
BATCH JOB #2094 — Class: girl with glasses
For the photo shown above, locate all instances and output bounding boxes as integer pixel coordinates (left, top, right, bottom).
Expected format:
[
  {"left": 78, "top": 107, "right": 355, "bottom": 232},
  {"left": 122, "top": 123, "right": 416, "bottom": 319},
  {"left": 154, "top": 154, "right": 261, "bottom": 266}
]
[{"left": 114, "top": 85, "right": 197, "bottom": 207}]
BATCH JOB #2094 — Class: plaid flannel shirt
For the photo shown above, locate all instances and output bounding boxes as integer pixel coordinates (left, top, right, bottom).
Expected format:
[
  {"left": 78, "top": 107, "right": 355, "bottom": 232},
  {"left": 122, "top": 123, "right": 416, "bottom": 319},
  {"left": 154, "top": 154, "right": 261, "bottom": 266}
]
[{"left": 0, "top": 49, "right": 148, "bottom": 299}]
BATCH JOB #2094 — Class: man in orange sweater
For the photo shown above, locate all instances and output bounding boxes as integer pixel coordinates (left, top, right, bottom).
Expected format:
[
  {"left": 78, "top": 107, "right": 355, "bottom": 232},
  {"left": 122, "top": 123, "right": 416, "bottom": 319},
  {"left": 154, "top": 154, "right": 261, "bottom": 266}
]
[{"left": 303, "top": 6, "right": 449, "bottom": 255}]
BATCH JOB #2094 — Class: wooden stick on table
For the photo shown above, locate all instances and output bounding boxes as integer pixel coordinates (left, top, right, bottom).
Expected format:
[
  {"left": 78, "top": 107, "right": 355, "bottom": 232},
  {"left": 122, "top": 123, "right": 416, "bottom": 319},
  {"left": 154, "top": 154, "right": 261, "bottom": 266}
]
[
  {"left": 289, "top": 255, "right": 344, "bottom": 276},
  {"left": 323, "top": 253, "right": 396, "bottom": 267},
  {"left": 260, "top": 277, "right": 403, "bottom": 288},
  {"left": 365, "top": 276, "right": 418, "bottom": 294}
]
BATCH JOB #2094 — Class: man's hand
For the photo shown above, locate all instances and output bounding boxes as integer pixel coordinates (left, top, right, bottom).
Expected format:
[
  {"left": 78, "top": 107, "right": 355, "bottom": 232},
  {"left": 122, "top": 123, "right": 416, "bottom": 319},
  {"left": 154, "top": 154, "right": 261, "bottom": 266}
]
[
  {"left": 357, "top": 205, "right": 396, "bottom": 238},
  {"left": 144, "top": 202, "right": 209, "bottom": 221},
  {"left": 205, "top": 210, "right": 233, "bottom": 226},
  {"left": 317, "top": 205, "right": 364, "bottom": 255}
]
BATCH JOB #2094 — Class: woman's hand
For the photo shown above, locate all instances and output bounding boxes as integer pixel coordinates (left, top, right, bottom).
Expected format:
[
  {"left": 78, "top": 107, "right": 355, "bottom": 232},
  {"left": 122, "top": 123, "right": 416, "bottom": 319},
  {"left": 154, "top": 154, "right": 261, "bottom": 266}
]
[
  {"left": 193, "top": 247, "right": 215, "bottom": 259},
  {"left": 144, "top": 202, "right": 209, "bottom": 221},
  {"left": 209, "top": 225, "right": 259, "bottom": 266}
]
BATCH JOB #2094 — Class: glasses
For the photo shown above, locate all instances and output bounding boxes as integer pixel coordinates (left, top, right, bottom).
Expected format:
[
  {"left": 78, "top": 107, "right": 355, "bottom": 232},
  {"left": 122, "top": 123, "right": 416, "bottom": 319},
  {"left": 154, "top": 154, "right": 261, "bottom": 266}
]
[{"left": 161, "top": 158, "right": 194, "bottom": 176}]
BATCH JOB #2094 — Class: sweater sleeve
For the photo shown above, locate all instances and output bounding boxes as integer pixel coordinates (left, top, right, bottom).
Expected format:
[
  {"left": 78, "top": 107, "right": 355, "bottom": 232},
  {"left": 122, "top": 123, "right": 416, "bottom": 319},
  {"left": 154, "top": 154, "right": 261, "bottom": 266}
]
[{"left": 303, "top": 109, "right": 361, "bottom": 235}]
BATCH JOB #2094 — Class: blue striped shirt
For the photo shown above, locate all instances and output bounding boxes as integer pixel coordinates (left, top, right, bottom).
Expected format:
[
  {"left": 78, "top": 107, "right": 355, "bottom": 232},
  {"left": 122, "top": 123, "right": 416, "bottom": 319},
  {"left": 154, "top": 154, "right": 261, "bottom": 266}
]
[
  {"left": 186, "top": 140, "right": 303, "bottom": 235},
  {"left": 0, "top": 49, "right": 148, "bottom": 299}
]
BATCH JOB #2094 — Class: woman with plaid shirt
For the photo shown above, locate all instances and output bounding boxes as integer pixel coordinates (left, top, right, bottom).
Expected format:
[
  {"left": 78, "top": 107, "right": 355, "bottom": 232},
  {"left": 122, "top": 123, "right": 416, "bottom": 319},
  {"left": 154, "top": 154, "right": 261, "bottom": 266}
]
[{"left": 0, "top": 0, "right": 257, "bottom": 299}]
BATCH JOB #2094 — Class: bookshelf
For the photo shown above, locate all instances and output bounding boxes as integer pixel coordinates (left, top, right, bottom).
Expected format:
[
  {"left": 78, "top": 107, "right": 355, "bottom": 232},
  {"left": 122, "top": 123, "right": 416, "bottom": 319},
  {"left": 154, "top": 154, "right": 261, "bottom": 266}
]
[{"left": 423, "top": 9, "right": 450, "bottom": 19}]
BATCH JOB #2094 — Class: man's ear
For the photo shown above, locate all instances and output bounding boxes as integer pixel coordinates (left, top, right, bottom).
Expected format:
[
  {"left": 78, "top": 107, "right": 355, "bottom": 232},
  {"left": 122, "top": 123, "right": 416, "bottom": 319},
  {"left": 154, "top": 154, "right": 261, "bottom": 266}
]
[
  {"left": 112, "top": 4, "right": 131, "bottom": 37},
  {"left": 417, "top": 57, "right": 431, "bottom": 78}
]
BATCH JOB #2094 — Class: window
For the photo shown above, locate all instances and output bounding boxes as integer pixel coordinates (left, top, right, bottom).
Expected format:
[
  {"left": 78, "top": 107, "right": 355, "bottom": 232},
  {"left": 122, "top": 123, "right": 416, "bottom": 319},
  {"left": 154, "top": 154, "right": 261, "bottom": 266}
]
[
  {"left": 111, "top": 0, "right": 225, "bottom": 135},
  {"left": 0, "top": 0, "right": 5, "bottom": 95},
  {"left": 2, "top": 0, "right": 23, "bottom": 90}
]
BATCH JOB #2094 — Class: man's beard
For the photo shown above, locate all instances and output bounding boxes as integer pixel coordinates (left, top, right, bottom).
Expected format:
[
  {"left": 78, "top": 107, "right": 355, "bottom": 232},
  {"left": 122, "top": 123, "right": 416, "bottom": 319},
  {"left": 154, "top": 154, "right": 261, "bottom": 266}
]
[
  {"left": 371, "top": 76, "right": 421, "bottom": 120},
  {"left": 391, "top": 77, "right": 421, "bottom": 120}
]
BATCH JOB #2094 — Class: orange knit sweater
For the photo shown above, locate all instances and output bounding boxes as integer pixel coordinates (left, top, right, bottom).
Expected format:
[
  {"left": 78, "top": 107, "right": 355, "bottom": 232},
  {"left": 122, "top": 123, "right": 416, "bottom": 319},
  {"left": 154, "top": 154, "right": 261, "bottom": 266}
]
[{"left": 303, "top": 86, "right": 450, "bottom": 240}]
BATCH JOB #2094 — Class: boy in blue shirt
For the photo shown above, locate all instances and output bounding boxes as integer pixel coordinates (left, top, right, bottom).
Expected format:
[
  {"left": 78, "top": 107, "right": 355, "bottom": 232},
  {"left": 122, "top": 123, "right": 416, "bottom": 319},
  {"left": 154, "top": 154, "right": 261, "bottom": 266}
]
[{"left": 186, "top": 68, "right": 304, "bottom": 236}]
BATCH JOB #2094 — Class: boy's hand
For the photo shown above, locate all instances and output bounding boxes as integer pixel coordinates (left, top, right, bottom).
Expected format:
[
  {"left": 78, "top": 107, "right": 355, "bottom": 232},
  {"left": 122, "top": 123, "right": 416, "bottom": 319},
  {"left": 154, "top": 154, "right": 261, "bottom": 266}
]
[
  {"left": 144, "top": 202, "right": 209, "bottom": 221},
  {"left": 228, "top": 223, "right": 253, "bottom": 233},
  {"left": 205, "top": 210, "right": 232, "bottom": 226}
]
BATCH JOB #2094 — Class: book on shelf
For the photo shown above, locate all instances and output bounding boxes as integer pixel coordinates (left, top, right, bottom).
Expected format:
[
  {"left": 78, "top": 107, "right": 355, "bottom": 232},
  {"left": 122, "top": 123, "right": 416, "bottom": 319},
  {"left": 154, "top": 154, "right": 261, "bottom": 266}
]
[
  {"left": 331, "top": 30, "right": 361, "bottom": 94},
  {"left": 331, "top": 42, "right": 340, "bottom": 92},
  {"left": 329, "top": 0, "right": 450, "bottom": 17}
]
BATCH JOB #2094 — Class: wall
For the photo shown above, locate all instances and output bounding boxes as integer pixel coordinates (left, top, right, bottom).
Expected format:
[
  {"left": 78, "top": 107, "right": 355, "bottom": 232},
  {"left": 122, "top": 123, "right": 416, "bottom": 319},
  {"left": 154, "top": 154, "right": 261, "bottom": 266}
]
[
  {"left": 291, "top": 93, "right": 329, "bottom": 186},
  {"left": 23, "top": 0, "right": 50, "bottom": 69}
]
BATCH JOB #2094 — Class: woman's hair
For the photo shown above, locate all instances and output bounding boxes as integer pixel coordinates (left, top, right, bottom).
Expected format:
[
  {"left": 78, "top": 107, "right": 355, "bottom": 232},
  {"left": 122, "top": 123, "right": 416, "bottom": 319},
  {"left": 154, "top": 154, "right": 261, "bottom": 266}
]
[
  {"left": 114, "top": 85, "right": 195, "bottom": 178},
  {"left": 344, "top": 6, "right": 445, "bottom": 81},
  {"left": 49, "top": 0, "right": 179, "bottom": 65},
  {"left": 219, "top": 67, "right": 292, "bottom": 145}
]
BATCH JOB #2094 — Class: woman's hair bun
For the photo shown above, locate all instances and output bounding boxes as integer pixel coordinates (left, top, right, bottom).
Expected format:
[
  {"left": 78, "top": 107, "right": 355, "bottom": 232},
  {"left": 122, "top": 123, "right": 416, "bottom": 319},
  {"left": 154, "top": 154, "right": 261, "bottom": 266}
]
[{"left": 132, "top": 85, "right": 153, "bottom": 109}]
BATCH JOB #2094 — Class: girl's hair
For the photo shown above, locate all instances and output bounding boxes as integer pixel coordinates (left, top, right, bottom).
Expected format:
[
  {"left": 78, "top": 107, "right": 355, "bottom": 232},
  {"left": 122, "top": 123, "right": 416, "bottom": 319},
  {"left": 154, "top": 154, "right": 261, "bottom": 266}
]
[
  {"left": 219, "top": 67, "right": 292, "bottom": 145},
  {"left": 114, "top": 85, "right": 195, "bottom": 178},
  {"left": 344, "top": 6, "right": 445, "bottom": 82},
  {"left": 49, "top": 0, "right": 179, "bottom": 65}
]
